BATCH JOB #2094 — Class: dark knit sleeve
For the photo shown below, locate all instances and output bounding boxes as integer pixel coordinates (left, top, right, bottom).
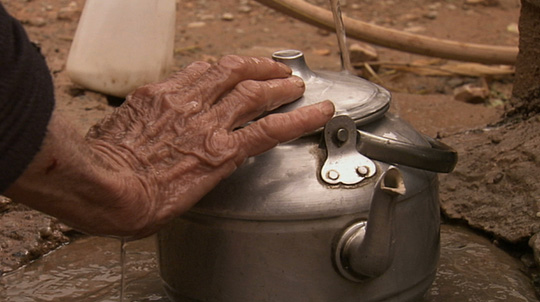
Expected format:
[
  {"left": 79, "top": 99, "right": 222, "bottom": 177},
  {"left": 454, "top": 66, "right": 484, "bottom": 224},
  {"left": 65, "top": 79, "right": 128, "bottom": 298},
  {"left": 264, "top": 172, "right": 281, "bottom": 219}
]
[{"left": 0, "top": 4, "right": 55, "bottom": 192}]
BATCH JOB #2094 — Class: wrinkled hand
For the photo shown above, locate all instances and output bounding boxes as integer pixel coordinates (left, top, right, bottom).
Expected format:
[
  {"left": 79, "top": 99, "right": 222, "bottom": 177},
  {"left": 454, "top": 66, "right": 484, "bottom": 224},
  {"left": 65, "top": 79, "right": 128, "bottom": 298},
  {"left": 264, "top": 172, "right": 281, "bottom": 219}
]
[{"left": 85, "top": 55, "right": 334, "bottom": 238}]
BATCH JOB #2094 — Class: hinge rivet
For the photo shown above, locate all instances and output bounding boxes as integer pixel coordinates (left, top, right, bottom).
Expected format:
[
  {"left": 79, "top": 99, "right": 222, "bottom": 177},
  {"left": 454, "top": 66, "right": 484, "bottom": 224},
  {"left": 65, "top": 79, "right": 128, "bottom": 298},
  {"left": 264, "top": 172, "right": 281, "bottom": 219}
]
[
  {"left": 327, "top": 170, "right": 340, "bottom": 180},
  {"left": 356, "top": 166, "right": 370, "bottom": 176}
]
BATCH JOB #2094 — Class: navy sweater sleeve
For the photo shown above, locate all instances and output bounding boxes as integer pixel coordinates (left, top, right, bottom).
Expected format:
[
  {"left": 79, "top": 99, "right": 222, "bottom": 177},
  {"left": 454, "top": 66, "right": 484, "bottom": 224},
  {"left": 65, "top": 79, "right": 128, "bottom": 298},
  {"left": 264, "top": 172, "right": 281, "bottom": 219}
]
[{"left": 0, "top": 4, "right": 55, "bottom": 192}]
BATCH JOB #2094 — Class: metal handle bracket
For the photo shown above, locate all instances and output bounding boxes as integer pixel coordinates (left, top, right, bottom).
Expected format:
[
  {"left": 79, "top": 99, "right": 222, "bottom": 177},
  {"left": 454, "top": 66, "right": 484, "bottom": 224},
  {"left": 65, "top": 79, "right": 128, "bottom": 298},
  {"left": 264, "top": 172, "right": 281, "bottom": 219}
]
[{"left": 321, "top": 116, "right": 376, "bottom": 185}]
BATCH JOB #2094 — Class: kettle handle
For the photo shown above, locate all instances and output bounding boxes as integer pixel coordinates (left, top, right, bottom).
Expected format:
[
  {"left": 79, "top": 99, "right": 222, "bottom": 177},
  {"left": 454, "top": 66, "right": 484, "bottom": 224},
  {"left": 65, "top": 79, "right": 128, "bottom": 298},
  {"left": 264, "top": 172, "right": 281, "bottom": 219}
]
[{"left": 356, "top": 130, "right": 458, "bottom": 173}]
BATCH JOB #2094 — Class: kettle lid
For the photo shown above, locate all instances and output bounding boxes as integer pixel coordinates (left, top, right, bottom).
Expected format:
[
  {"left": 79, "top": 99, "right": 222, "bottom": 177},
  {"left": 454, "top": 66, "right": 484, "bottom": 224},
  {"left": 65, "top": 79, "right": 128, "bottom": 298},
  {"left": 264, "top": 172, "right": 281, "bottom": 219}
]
[{"left": 272, "top": 50, "right": 390, "bottom": 126}]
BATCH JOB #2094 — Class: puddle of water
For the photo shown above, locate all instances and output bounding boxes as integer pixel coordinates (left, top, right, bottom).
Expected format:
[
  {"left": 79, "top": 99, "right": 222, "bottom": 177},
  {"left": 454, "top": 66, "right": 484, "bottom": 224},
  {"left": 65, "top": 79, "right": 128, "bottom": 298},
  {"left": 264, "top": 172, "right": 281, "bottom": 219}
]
[
  {"left": 0, "top": 235, "right": 169, "bottom": 302},
  {"left": 424, "top": 224, "right": 537, "bottom": 302},
  {"left": 0, "top": 225, "right": 535, "bottom": 301}
]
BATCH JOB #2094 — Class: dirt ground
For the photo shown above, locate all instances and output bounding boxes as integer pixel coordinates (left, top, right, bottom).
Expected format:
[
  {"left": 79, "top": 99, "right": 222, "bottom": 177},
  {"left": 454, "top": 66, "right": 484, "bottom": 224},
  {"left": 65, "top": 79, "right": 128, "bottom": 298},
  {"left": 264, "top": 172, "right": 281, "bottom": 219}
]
[{"left": 2, "top": 0, "right": 539, "bottom": 285}]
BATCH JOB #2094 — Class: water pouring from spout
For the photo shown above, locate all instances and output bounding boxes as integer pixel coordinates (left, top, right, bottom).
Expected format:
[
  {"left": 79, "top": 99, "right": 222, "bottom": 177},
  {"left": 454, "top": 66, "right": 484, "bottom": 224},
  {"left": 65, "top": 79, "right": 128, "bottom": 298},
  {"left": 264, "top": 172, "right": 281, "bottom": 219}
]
[{"left": 329, "top": 0, "right": 354, "bottom": 74}]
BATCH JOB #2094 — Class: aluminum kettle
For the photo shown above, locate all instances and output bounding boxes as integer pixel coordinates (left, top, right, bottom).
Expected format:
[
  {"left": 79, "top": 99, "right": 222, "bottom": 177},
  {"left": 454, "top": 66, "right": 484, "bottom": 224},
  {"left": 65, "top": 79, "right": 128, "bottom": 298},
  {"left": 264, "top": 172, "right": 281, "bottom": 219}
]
[{"left": 157, "top": 50, "right": 457, "bottom": 302}]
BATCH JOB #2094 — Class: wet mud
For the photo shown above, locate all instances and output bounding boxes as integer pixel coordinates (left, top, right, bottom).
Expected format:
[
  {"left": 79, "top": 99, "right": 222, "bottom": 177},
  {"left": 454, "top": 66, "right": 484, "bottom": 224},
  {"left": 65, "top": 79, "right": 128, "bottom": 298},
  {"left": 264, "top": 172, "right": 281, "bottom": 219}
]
[{"left": 0, "top": 224, "right": 536, "bottom": 301}]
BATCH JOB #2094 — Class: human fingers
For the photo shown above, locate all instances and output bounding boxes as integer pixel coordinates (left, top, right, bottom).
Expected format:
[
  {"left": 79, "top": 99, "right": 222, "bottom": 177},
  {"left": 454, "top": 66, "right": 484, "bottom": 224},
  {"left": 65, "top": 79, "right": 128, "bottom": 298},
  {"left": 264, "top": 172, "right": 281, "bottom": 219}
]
[
  {"left": 187, "top": 55, "right": 294, "bottom": 107},
  {"left": 129, "top": 60, "right": 212, "bottom": 100},
  {"left": 232, "top": 100, "right": 335, "bottom": 160},
  {"left": 211, "top": 76, "right": 305, "bottom": 129},
  {"left": 92, "top": 61, "right": 213, "bottom": 141},
  {"left": 160, "top": 61, "right": 212, "bottom": 89}
]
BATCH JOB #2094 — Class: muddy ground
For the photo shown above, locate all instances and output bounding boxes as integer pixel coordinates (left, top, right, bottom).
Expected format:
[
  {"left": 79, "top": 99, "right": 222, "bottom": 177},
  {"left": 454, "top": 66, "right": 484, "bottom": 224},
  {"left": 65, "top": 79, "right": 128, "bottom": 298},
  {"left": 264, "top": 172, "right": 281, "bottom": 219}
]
[{"left": 1, "top": 0, "right": 539, "bottom": 293}]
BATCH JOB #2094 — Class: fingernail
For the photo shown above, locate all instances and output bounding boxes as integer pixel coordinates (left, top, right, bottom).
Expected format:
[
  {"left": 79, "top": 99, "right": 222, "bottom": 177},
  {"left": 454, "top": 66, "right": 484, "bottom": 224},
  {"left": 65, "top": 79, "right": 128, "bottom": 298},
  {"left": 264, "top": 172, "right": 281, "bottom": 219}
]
[
  {"left": 320, "top": 100, "right": 335, "bottom": 116},
  {"left": 290, "top": 76, "right": 305, "bottom": 88}
]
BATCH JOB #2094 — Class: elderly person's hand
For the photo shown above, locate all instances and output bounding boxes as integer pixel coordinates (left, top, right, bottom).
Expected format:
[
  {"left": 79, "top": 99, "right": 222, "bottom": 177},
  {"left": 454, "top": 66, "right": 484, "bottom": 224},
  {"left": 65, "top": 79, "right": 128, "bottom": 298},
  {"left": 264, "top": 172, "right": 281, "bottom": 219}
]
[{"left": 6, "top": 56, "right": 334, "bottom": 239}]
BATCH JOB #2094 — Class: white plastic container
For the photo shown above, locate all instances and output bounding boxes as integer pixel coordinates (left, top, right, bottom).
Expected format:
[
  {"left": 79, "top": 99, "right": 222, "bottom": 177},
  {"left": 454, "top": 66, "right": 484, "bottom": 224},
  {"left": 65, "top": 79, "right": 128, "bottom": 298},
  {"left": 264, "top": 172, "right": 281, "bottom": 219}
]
[{"left": 66, "top": 0, "right": 176, "bottom": 97}]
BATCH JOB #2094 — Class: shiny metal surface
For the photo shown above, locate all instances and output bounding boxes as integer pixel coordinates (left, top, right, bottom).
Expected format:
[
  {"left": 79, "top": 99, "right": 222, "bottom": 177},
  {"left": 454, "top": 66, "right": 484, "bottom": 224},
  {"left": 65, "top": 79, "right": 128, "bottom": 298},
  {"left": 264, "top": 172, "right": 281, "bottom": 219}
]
[
  {"left": 188, "top": 114, "right": 434, "bottom": 220},
  {"left": 321, "top": 115, "right": 376, "bottom": 185},
  {"left": 271, "top": 50, "right": 391, "bottom": 125},
  {"left": 158, "top": 50, "right": 455, "bottom": 302},
  {"left": 356, "top": 130, "right": 458, "bottom": 173},
  {"left": 336, "top": 167, "right": 406, "bottom": 281},
  {"left": 158, "top": 177, "right": 440, "bottom": 302}
]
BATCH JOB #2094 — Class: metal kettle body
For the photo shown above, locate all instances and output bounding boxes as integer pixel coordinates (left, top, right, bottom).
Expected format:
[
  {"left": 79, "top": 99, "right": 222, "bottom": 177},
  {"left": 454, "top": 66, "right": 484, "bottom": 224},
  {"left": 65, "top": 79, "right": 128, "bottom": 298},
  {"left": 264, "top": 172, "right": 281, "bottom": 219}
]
[{"left": 157, "top": 50, "right": 457, "bottom": 302}]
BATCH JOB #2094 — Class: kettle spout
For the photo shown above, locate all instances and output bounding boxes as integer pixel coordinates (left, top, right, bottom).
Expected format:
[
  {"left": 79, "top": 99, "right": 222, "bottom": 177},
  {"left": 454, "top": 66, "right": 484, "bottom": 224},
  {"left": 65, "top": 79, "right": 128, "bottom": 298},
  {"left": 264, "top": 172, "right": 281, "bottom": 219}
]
[{"left": 335, "top": 166, "right": 406, "bottom": 281}]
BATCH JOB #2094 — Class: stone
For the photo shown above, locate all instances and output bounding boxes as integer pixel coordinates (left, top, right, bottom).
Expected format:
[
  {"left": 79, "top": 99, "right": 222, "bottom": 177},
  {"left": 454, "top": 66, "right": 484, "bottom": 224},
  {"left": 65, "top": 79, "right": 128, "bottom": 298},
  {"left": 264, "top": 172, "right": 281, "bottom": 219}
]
[
  {"left": 313, "top": 48, "right": 331, "bottom": 56},
  {"left": 398, "top": 13, "right": 419, "bottom": 23},
  {"left": 187, "top": 22, "right": 206, "bottom": 28},
  {"left": 424, "top": 11, "right": 439, "bottom": 20},
  {"left": 439, "top": 117, "right": 540, "bottom": 243},
  {"left": 57, "top": 1, "right": 80, "bottom": 21},
  {"left": 529, "top": 233, "right": 540, "bottom": 265},
  {"left": 28, "top": 17, "right": 47, "bottom": 27},
  {"left": 453, "top": 83, "right": 489, "bottom": 103},
  {"left": 199, "top": 14, "right": 216, "bottom": 21},
  {"left": 316, "top": 28, "right": 331, "bottom": 36},
  {"left": 507, "top": 22, "right": 519, "bottom": 34},
  {"left": 404, "top": 26, "right": 426, "bottom": 33},
  {"left": 427, "top": 3, "right": 442, "bottom": 10},
  {"left": 0, "top": 196, "right": 11, "bottom": 213},
  {"left": 221, "top": 13, "right": 235, "bottom": 21},
  {"left": 238, "top": 5, "right": 252, "bottom": 13},
  {"left": 349, "top": 43, "right": 378, "bottom": 63}
]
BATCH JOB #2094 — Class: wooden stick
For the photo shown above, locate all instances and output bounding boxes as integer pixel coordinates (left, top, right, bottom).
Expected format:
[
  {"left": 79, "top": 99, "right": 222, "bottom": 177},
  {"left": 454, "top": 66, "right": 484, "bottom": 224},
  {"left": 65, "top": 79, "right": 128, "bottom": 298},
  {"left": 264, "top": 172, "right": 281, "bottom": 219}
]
[{"left": 256, "top": 0, "right": 518, "bottom": 64}]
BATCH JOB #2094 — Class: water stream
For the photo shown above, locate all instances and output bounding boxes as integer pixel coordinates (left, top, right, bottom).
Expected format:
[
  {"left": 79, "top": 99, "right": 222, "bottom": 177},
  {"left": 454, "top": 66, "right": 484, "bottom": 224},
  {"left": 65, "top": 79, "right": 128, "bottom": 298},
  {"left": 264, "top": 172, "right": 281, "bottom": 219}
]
[
  {"left": 120, "top": 238, "right": 127, "bottom": 302},
  {"left": 329, "top": 0, "right": 354, "bottom": 74}
]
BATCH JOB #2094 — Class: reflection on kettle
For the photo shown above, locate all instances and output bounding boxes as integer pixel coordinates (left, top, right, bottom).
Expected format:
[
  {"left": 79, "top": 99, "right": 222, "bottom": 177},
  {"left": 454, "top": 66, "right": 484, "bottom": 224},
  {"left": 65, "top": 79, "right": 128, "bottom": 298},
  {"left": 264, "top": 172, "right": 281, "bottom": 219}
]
[{"left": 157, "top": 50, "right": 457, "bottom": 302}]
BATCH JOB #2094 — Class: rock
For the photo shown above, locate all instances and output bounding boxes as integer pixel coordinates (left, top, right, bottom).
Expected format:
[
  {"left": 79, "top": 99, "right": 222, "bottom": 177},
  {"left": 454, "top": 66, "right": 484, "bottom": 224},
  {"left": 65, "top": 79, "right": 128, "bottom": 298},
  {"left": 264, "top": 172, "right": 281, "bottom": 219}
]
[
  {"left": 313, "top": 48, "right": 331, "bottom": 56},
  {"left": 507, "top": 22, "right": 519, "bottom": 34},
  {"left": 187, "top": 21, "right": 206, "bottom": 28},
  {"left": 199, "top": 14, "right": 216, "bottom": 21},
  {"left": 427, "top": 3, "right": 442, "bottom": 10},
  {"left": 446, "top": 77, "right": 465, "bottom": 88},
  {"left": 423, "top": 11, "right": 439, "bottom": 20},
  {"left": 453, "top": 83, "right": 489, "bottom": 103},
  {"left": 0, "top": 196, "right": 11, "bottom": 213},
  {"left": 238, "top": 5, "right": 252, "bottom": 13},
  {"left": 529, "top": 233, "right": 540, "bottom": 265},
  {"left": 404, "top": 26, "right": 426, "bottom": 33},
  {"left": 39, "top": 227, "right": 53, "bottom": 239},
  {"left": 57, "top": 1, "right": 80, "bottom": 21},
  {"left": 316, "top": 28, "right": 331, "bottom": 36},
  {"left": 398, "top": 13, "right": 419, "bottom": 23},
  {"left": 349, "top": 42, "right": 378, "bottom": 63},
  {"left": 439, "top": 117, "right": 540, "bottom": 243},
  {"left": 221, "top": 13, "right": 235, "bottom": 21},
  {"left": 27, "top": 17, "right": 47, "bottom": 27},
  {"left": 0, "top": 207, "right": 71, "bottom": 275}
]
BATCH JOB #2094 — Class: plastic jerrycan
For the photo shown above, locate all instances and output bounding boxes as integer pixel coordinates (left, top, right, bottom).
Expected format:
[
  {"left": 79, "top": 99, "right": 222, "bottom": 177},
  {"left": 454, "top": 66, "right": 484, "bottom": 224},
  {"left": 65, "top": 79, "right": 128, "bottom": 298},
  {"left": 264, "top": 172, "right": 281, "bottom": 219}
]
[{"left": 66, "top": 0, "right": 176, "bottom": 98}]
